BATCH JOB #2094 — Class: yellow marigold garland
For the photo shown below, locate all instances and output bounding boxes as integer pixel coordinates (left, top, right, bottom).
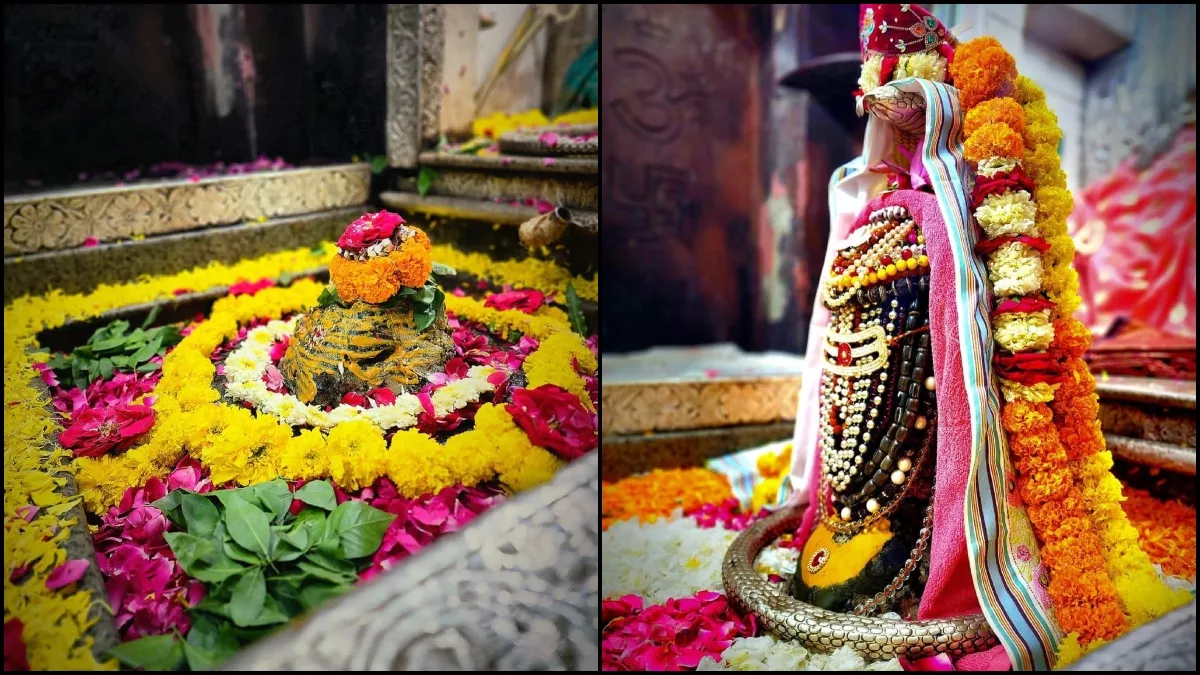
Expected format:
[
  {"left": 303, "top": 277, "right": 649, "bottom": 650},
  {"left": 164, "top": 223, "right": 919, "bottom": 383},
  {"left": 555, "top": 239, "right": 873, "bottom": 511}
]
[
  {"left": 1, "top": 243, "right": 338, "bottom": 671},
  {"left": 430, "top": 244, "right": 597, "bottom": 302},
  {"left": 75, "top": 277, "right": 587, "bottom": 511},
  {"left": 955, "top": 37, "right": 1191, "bottom": 659}
]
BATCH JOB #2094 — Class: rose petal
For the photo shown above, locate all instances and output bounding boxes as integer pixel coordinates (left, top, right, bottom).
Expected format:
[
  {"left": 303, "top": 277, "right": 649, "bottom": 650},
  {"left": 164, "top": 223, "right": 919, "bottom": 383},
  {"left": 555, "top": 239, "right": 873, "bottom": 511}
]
[
  {"left": 45, "top": 559, "right": 90, "bottom": 590},
  {"left": 411, "top": 500, "right": 450, "bottom": 527}
]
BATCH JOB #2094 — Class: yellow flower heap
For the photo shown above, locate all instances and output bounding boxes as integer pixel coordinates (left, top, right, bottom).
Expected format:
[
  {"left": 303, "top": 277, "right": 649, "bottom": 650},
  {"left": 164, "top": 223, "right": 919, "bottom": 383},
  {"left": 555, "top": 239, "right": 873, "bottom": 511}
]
[{"left": 949, "top": 37, "right": 1191, "bottom": 665}]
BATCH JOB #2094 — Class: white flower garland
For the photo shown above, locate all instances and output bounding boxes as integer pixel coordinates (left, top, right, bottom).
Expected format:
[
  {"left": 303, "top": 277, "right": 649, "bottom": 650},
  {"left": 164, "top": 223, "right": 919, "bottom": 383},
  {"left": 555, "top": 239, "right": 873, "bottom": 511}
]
[
  {"left": 602, "top": 513, "right": 736, "bottom": 606},
  {"left": 222, "top": 316, "right": 502, "bottom": 430}
]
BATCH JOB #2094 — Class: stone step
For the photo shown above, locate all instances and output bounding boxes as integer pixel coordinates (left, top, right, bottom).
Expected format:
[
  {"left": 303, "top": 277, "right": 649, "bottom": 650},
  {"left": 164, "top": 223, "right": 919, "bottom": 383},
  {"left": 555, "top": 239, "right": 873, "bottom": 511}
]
[
  {"left": 381, "top": 190, "right": 597, "bottom": 279},
  {"left": 380, "top": 190, "right": 596, "bottom": 231},
  {"left": 397, "top": 151, "right": 598, "bottom": 211},
  {"left": 3, "top": 163, "right": 371, "bottom": 256},
  {"left": 4, "top": 207, "right": 363, "bottom": 303}
]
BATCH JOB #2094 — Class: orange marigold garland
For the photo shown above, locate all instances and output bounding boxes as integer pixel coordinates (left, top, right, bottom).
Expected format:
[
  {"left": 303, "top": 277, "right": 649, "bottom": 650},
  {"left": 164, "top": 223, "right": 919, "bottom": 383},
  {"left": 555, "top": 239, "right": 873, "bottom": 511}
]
[
  {"left": 1001, "top": 402, "right": 1129, "bottom": 644},
  {"left": 954, "top": 36, "right": 1191, "bottom": 655},
  {"left": 963, "top": 97, "right": 1026, "bottom": 138},
  {"left": 963, "top": 122, "right": 1026, "bottom": 163},
  {"left": 601, "top": 468, "right": 734, "bottom": 531},
  {"left": 948, "top": 36, "right": 1017, "bottom": 109}
]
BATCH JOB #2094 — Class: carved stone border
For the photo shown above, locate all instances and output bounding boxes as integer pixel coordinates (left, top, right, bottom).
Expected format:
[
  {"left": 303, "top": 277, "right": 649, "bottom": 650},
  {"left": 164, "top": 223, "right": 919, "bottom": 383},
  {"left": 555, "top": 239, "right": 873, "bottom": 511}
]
[
  {"left": 601, "top": 377, "right": 804, "bottom": 436},
  {"left": 602, "top": 373, "right": 1197, "bottom": 437},
  {"left": 220, "top": 454, "right": 598, "bottom": 670},
  {"left": 3, "top": 164, "right": 370, "bottom": 255},
  {"left": 387, "top": 4, "right": 445, "bottom": 168}
]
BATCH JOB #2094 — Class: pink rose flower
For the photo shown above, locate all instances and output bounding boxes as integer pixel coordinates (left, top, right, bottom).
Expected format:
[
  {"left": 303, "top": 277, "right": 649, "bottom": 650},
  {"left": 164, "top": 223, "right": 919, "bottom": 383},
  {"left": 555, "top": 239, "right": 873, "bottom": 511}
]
[
  {"left": 58, "top": 403, "right": 155, "bottom": 458},
  {"left": 337, "top": 210, "right": 405, "bottom": 249}
]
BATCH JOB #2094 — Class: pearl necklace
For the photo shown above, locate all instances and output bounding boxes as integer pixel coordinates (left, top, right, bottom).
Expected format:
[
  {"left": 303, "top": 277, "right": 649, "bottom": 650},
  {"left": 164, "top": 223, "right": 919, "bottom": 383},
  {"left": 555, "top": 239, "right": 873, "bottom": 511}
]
[{"left": 817, "top": 205, "right": 937, "bottom": 517}]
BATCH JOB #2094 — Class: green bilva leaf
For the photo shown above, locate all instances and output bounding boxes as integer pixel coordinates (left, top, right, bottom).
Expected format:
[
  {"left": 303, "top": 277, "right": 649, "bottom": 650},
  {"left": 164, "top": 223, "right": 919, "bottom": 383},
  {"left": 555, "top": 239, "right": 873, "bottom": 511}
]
[
  {"left": 137, "top": 361, "right": 162, "bottom": 373},
  {"left": 369, "top": 154, "right": 388, "bottom": 174},
  {"left": 246, "top": 479, "right": 292, "bottom": 523},
  {"left": 432, "top": 287, "right": 445, "bottom": 312},
  {"left": 124, "top": 327, "right": 147, "bottom": 346},
  {"left": 223, "top": 538, "right": 264, "bottom": 565},
  {"left": 150, "top": 490, "right": 187, "bottom": 526},
  {"left": 129, "top": 334, "right": 163, "bottom": 366},
  {"left": 224, "top": 495, "right": 273, "bottom": 558},
  {"left": 185, "top": 615, "right": 240, "bottom": 670},
  {"left": 293, "top": 480, "right": 336, "bottom": 511},
  {"left": 413, "top": 305, "right": 437, "bottom": 332},
  {"left": 237, "top": 592, "right": 290, "bottom": 627},
  {"left": 158, "top": 324, "right": 184, "bottom": 348},
  {"left": 330, "top": 500, "right": 397, "bottom": 558},
  {"left": 431, "top": 261, "right": 456, "bottom": 276},
  {"left": 296, "top": 559, "right": 356, "bottom": 585},
  {"left": 291, "top": 506, "right": 327, "bottom": 539},
  {"left": 565, "top": 281, "right": 587, "bottom": 336},
  {"left": 412, "top": 283, "right": 437, "bottom": 306},
  {"left": 182, "top": 492, "right": 221, "bottom": 538},
  {"left": 229, "top": 567, "right": 267, "bottom": 627},
  {"left": 98, "top": 358, "right": 114, "bottom": 381},
  {"left": 281, "top": 524, "right": 309, "bottom": 552},
  {"left": 273, "top": 540, "right": 307, "bottom": 563},
  {"left": 140, "top": 304, "right": 162, "bottom": 330},
  {"left": 211, "top": 489, "right": 245, "bottom": 511},
  {"left": 163, "top": 531, "right": 215, "bottom": 576},
  {"left": 106, "top": 633, "right": 185, "bottom": 671},
  {"left": 90, "top": 335, "right": 127, "bottom": 353},
  {"left": 189, "top": 546, "right": 247, "bottom": 584},
  {"left": 317, "top": 284, "right": 345, "bottom": 308},
  {"left": 191, "top": 522, "right": 249, "bottom": 582},
  {"left": 300, "top": 582, "right": 348, "bottom": 611},
  {"left": 417, "top": 167, "right": 438, "bottom": 197}
]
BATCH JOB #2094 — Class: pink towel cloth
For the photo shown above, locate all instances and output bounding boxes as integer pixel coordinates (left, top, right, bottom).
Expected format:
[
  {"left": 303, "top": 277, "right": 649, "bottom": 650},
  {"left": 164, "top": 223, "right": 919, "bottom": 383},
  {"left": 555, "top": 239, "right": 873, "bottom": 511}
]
[{"left": 796, "top": 191, "right": 1010, "bottom": 671}]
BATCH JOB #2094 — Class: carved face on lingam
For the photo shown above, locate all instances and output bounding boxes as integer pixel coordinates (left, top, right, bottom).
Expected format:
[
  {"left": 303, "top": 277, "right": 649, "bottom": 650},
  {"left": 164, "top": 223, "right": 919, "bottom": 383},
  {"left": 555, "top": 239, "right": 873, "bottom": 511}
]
[{"left": 279, "top": 211, "right": 454, "bottom": 407}]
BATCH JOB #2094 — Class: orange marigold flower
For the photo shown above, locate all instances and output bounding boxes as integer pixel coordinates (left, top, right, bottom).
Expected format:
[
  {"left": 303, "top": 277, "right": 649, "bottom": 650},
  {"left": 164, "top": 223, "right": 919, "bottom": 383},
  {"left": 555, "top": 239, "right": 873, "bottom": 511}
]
[
  {"left": 329, "top": 235, "right": 434, "bottom": 305},
  {"left": 1001, "top": 399, "right": 1053, "bottom": 433},
  {"left": 1121, "top": 481, "right": 1197, "bottom": 580},
  {"left": 394, "top": 237, "right": 434, "bottom": 288},
  {"left": 601, "top": 468, "right": 734, "bottom": 530},
  {"left": 949, "top": 38, "right": 1017, "bottom": 109},
  {"left": 965, "top": 122, "right": 1025, "bottom": 162},
  {"left": 964, "top": 97, "right": 1026, "bottom": 138},
  {"left": 1056, "top": 317, "right": 1094, "bottom": 360}
]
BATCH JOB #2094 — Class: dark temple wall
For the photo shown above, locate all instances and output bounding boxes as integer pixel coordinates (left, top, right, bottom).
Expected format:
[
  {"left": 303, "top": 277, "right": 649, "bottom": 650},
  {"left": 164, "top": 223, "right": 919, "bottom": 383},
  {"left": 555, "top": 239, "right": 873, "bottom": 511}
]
[
  {"left": 601, "top": 4, "right": 861, "bottom": 355},
  {"left": 3, "top": 4, "right": 386, "bottom": 189}
]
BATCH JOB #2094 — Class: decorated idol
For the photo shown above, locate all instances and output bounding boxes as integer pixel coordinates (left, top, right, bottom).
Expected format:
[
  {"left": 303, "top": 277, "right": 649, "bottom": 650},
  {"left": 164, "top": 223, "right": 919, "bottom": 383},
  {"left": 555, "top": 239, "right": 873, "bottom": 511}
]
[{"left": 721, "top": 4, "right": 1192, "bottom": 670}]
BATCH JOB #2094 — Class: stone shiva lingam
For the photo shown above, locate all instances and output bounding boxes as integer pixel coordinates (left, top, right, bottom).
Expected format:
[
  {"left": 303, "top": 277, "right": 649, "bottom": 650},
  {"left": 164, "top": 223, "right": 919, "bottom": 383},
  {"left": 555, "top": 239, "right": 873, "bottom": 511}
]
[{"left": 280, "top": 211, "right": 454, "bottom": 407}]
